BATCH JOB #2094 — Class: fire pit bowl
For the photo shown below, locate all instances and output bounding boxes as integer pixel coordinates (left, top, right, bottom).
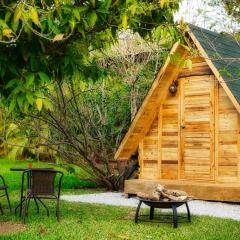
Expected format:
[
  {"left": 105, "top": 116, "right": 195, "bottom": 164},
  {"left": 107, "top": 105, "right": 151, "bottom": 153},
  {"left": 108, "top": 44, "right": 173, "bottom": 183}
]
[{"left": 135, "top": 198, "right": 191, "bottom": 228}]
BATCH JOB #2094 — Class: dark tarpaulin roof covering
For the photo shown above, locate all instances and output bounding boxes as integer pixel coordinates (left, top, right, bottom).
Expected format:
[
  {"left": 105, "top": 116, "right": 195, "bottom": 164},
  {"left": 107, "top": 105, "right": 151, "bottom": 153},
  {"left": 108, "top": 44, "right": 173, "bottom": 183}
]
[{"left": 189, "top": 24, "right": 240, "bottom": 103}]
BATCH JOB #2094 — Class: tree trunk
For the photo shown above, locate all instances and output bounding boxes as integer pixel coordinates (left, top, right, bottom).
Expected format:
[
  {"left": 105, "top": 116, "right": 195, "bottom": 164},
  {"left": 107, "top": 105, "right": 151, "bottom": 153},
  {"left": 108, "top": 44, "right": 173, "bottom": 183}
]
[{"left": 130, "top": 83, "right": 137, "bottom": 121}]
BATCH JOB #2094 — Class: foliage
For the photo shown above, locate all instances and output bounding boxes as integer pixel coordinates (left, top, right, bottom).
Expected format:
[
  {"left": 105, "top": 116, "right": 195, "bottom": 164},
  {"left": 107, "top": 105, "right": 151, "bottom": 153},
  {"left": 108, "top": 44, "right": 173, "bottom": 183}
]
[
  {"left": 0, "top": 0, "right": 181, "bottom": 113},
  {"left": 13, "top": 48, "right": 161, "bottom": 190},
  {"left": 222, "top": 0, "right": 240, "bottom": 22},
  {"left": 0, "top": 189, "right": 240, "bottom": 239},
  {"left": 0, "top": 108, "right": 29, "bottom": 159}
]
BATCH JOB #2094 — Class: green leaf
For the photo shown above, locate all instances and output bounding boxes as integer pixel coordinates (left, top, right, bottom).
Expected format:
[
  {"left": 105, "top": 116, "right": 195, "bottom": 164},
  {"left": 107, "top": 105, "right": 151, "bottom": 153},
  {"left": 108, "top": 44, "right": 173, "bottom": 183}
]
[
  {"left": 13, "top": 5, "right": 22, "bottom": 24},
  {"left": 36, "top": 98, "right": 43, "bottom": 112},
  {"left": 154, "top": 26, "right": 162, "bottom": 41},
  {"left": 9, "top": 99, "right": 16, "bottom": 112},
  {"left": 5, "top": 11, "right": 12, "bottom": 23},
  {"left": 24, "top": 101, "right": 30, "bottom": 112},
  {"left": 6, "top": 79, "right": 17, "bottom": 89},
  {"left": 73, "top": 9, "right": 80, "bottom": 21},
  {"left": 43, "top": 98, "right": 53, "bottom": 111},
  {"left": 26, "top": 92, "right": 34, "bottom": 105},
  {"left": 29, "top": 7, "right": 40, "bottom": 26},
  {"left": 129, "top": 4, "right": 137, "bottom": 15},
  {"left": 38, "top": 72, "right": 50, "bottom": 83},
  {"left": 26, "top": 73, "right": 35, "bottom": 87},
  {"left": 69, "top": 18, "right": 76, "bottom": 31},
  {"left": 122, "top": 13, "right": 128, "bottom": 29},
  {"left": 78, "top": 26, "right": 85, "bottom": 37},
  {"left": 17, "top": 95, "right": 24, "bottom": 108},
  {"left": 87, "top": 12, "right": 98, "bottom": 29}
]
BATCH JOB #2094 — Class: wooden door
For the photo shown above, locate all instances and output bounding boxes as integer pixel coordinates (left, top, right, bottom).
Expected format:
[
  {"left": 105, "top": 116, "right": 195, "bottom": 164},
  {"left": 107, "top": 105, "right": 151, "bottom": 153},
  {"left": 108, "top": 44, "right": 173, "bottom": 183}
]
[{"left": 180, "top": 75, "right": 215, "bottom": 180}]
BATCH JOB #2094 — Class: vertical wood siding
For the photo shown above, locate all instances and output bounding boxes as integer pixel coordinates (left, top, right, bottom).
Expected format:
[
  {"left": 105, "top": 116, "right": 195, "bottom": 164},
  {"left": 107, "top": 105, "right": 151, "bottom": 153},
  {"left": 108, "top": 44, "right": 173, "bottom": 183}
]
[{"left": 139, "top": 57, "right": 240, "bottom": 184}]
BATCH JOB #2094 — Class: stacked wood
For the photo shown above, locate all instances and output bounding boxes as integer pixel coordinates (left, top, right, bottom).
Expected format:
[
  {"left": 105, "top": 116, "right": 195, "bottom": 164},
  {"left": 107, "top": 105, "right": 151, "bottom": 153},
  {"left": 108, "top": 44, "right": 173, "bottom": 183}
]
[{"left": 137, "top": 184, "right": 188, "bottom": 201}]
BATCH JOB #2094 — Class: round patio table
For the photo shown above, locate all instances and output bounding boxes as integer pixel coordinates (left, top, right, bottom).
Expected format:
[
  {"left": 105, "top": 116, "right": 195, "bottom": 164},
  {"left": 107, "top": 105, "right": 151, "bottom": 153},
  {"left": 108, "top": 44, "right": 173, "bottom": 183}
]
[{"left": 135, "top": 198, "right": 191, "bottom": 228}]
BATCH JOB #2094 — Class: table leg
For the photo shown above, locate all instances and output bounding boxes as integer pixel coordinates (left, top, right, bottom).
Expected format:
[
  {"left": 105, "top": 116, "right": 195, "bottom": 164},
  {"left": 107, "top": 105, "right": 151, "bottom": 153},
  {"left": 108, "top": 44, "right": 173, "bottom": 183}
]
[
  {"left": 185, "top": 202, "right": 191, "bottom": 222},
  {"left": 135, "top": 200, "right": 142, "bottom": 223},
  {"left": 150, "top": 207, "right": 154, "bottom": 220},
  {"left": 172, "top": 205, "right": 178, "bottom": 228}
]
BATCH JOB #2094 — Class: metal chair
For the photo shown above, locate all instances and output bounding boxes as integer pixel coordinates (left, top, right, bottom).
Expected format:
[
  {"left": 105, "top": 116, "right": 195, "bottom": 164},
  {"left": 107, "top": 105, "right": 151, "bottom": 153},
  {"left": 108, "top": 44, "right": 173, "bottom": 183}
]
[
  {"left": 0, "top": 175, "right": 11, "bottom": 214},
  {"left": 19, "top": 169, "right": 63, "bottom": 223}
]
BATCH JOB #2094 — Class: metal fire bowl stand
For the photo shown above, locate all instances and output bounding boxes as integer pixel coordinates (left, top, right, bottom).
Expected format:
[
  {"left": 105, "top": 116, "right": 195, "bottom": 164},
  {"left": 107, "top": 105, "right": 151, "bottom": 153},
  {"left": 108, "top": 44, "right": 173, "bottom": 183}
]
[{"left": 134, "top": 198, "right": 191, "bottom": 228}]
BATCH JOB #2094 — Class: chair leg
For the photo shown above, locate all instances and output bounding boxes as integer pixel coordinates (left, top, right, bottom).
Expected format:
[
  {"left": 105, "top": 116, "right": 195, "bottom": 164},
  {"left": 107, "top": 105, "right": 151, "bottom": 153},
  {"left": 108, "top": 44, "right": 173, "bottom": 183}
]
[
  {"left": 5, "top": 188, "right": 11, "bottom": 213},
  {"left": 33, "top": 197, "right": 39, "bottom": 214},
  {"left": 0, "top": 202, "right": 3, "bottom": 215},
  {"left": 36, "top": 198, "right": 49, "bottom": 217},
  {"left": 56, "top": 198, "right": 60, "bottom": 222}
]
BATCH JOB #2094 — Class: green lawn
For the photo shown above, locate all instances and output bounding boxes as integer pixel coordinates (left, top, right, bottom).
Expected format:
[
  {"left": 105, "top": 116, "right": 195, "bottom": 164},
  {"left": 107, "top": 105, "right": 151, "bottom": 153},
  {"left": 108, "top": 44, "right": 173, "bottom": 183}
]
[
  {"left": 0, "top": 191, "right": 239, "bottom": 240},
  {"left": 0, "top": 159, "right": 240, "bottom": 239}
]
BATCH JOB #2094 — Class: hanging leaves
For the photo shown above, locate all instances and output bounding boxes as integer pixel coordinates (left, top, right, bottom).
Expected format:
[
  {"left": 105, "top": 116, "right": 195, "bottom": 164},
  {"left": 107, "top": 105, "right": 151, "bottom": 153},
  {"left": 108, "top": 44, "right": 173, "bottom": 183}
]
[
  {"left": 13, "top": 4, "right": 22, "bottom": 24},
  {"left": 29, "top": 7, "right": 40, "bottom": 27},
  {"left": 0, "top": 0, "right": 180, "bottom": 113},
  {"left": 36, "top": 98, "right": 43, "bottom": 112}
]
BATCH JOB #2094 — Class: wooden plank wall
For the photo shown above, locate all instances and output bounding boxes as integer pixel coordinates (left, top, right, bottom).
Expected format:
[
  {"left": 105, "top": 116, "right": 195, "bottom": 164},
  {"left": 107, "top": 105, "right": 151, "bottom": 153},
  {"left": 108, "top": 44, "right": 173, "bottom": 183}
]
[
  {"left": 161, "top": 91, "right": 180, "bottom": 179},
  {"left": 180, "top": 75, "right": 215, "bottom": 180},
  {"left": 139, "top": 117, "right": 159, "bottom": 179},
  {"left": 139, "top": 56, "right": 240, "bottom": 184},
  {"left": 217, "top": 85, "right": 240, "bottom": 183}
]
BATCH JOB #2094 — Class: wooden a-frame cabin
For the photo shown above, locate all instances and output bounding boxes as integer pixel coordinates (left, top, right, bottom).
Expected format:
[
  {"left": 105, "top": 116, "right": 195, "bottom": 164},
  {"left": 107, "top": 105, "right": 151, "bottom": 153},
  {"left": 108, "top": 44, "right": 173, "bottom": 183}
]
[{"left": 115, "top": 25, "right": 240, "bottom": 202}]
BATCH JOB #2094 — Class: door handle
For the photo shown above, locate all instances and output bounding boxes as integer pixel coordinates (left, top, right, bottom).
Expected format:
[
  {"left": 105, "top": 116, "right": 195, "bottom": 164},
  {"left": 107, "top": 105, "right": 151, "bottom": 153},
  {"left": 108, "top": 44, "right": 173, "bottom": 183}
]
[{"left": 181, "top": 125, "right": 186, "bottom": 129}]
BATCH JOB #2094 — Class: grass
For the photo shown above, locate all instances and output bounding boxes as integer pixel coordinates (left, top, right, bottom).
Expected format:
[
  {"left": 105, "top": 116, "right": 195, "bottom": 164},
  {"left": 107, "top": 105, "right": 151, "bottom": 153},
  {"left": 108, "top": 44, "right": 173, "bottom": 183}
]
[
  {"left": 0, "top": 192, "right": 240, "bottom": 240},
  {"left": 0, "top": 158, "right": 240, "bottom": 239},
  {"left": 0, "top": 158, "right": 96, "bottom": 190}
]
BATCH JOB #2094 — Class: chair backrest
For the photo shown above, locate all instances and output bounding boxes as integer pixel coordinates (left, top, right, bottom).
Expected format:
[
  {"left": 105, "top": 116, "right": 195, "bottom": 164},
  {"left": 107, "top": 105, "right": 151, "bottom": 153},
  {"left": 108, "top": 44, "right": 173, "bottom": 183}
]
[
  {"left": 31, "top": 170, "right": 56, "bottom": 195},
  {"left": 23, "top": 169, "right": 63, "bottom": 196}
]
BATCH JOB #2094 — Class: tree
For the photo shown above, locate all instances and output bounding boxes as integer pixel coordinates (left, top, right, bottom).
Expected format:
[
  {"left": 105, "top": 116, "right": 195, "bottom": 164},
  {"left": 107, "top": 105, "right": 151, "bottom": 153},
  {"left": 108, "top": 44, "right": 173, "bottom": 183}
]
[
  {"left": 0, "top": 0, "right": 182, "bottom": 189},
  {"left": 222, "top": 0, "right": 240, "bottom": 22},
  {"left": 0, "top": 0, "right": 180, "bottom": 112}
]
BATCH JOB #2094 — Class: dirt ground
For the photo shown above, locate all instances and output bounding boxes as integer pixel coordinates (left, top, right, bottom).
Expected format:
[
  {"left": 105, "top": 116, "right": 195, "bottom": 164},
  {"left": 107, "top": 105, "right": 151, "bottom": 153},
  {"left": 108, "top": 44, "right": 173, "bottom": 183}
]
[{"left": 0, "top": 222, "right": 25, "bottom": 236}]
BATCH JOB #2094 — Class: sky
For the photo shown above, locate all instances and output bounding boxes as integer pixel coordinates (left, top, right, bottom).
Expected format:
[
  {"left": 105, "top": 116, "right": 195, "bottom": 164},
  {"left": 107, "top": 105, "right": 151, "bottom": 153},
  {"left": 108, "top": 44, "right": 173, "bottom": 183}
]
[{"left": 175, "top": 0, "right": 239, "bottom": 33}]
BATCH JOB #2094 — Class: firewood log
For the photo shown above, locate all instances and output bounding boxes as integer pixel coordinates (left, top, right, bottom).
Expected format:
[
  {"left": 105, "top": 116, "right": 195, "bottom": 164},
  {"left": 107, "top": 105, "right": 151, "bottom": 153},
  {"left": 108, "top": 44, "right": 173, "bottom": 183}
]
[{"left": 137, "top": 190, "right": 160, "bottom": 201}]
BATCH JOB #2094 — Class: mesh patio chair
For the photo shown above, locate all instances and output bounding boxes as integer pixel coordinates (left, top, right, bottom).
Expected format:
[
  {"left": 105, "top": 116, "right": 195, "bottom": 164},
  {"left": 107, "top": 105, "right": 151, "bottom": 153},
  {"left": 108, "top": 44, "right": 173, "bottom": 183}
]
[
  {"left": 19, "top": 169, "right": 63, "bottom": 223},
  {"left": 0, "top": 175, "right": 11, "bottom": 214}
]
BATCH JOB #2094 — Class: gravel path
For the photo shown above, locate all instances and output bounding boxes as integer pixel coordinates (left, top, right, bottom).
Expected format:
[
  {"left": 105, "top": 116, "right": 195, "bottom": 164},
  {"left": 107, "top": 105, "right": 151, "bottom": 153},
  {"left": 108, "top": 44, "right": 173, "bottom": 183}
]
[{"left": 61, "top": 192, "right": 240, "bottom": 221}]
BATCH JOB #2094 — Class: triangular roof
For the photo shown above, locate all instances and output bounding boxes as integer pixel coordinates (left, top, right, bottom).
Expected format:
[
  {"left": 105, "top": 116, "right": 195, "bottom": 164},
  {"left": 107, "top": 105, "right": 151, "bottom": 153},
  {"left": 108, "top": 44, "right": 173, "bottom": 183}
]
[{"left": 115, "top": 24, "right": 240, "bottom": 161}]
